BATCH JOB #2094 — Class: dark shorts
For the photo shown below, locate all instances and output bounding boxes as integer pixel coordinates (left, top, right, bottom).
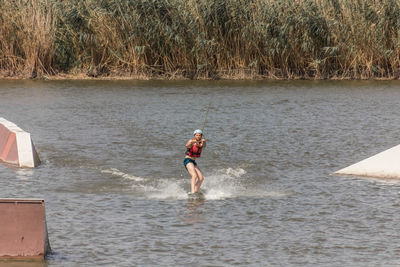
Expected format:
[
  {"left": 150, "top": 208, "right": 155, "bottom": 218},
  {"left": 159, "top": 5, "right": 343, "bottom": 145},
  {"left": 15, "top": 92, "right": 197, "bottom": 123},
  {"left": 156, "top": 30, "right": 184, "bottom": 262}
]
[{"left": 183, "top": 158, "right": 197, "bottom": 168}]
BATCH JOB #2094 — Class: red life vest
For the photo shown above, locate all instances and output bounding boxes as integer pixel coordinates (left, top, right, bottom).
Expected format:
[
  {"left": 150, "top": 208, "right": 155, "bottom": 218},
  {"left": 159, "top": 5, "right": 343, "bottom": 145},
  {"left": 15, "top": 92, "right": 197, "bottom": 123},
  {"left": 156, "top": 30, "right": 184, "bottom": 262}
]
[{"left": 186, "top": 144, "right": 202, "bottom": 157}]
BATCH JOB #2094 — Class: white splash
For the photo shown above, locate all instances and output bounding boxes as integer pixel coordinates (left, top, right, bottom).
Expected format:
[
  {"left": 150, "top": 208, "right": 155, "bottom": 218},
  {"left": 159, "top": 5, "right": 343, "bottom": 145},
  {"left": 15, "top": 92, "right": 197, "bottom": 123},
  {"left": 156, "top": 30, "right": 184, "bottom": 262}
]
[
  {"left": 202, "top": 167, "right": 247, "bottom": 200},
  {"left": 225, "top": 167, "right": 247, "bottom": 177},
  {"left": 99, "top": 166, "right": 289, "bottom": 200},
  {"left": 101, "top": 168, "right": 144, "bottom": 181},
  {"left": 146, "top": 180, "right": 188, "bottom": 200}
]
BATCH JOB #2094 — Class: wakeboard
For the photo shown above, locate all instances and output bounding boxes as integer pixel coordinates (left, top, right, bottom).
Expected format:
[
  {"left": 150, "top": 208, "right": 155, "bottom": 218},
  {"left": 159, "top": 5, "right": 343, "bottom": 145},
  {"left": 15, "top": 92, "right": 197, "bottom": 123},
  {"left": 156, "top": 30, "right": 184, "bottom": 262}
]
[{"left": 187, "top": 190, "right": 206, "bottom": 200}]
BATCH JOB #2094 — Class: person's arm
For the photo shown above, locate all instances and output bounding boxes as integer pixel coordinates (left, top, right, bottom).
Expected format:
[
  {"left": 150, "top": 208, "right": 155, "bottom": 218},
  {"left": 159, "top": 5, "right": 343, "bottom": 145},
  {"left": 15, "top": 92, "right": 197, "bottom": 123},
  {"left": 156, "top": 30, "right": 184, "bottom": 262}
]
[
  {"left": 199, "top": 138, "right": 206, "bottom": 148},
  {"left": 186, "top": 138, "right": 196, "bottom": 148}
]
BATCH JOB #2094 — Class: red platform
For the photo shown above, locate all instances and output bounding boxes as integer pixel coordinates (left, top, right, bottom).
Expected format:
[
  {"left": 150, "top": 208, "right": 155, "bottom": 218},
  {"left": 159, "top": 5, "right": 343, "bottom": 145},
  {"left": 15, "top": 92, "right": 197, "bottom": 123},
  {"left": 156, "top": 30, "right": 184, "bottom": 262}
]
[{"left": 0, "top": 199, "right": 50, "bottom": 259}]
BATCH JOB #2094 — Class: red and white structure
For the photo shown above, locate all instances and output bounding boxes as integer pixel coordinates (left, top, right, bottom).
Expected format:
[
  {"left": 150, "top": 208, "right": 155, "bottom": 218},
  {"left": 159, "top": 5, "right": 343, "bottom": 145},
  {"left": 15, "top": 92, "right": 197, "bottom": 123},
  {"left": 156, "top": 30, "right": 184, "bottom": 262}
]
[{"left": 0, "top": 117, "right": 40, "bottom": 168}]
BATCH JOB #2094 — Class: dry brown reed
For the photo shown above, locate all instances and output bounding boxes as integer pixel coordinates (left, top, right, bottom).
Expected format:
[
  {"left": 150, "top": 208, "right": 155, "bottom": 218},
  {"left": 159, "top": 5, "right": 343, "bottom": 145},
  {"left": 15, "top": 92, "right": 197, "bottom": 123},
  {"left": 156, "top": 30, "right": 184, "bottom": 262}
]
[
  {"left": 0, "top": 0, "right": 56, "bottom": 78},
  {"left": 1, "top": 0, "right": 400, "bottom": 79}
]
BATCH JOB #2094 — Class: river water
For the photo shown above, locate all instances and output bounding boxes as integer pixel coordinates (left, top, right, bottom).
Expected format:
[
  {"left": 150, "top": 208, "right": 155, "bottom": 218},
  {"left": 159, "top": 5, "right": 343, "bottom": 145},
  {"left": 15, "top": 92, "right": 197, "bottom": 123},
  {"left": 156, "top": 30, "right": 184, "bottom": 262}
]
[{"left": 1, "top": 80, "right": 400, "bottom": 266}]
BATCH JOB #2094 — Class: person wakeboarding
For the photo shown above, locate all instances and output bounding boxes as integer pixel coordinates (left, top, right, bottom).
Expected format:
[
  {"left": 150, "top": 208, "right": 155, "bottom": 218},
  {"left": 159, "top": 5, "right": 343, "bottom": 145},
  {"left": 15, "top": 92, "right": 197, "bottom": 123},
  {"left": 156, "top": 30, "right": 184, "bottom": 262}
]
[{"left": 184, "top": 129, "right": 206, "bottom": 194}]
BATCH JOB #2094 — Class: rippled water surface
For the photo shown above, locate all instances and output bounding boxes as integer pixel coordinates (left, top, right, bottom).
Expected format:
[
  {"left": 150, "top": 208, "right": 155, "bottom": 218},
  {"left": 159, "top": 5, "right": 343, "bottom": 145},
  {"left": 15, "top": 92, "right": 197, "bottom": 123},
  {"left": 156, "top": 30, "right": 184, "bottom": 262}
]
[{"left": 1, "top": 80, "right": 400, "bottom": 266}]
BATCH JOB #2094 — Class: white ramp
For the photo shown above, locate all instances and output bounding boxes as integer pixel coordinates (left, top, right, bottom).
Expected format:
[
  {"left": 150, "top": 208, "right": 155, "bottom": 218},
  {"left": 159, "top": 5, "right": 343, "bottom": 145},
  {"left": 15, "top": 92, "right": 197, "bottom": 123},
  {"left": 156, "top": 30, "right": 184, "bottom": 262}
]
[{"left": 333, "top": 144, "right": 400, "bottom": 179}]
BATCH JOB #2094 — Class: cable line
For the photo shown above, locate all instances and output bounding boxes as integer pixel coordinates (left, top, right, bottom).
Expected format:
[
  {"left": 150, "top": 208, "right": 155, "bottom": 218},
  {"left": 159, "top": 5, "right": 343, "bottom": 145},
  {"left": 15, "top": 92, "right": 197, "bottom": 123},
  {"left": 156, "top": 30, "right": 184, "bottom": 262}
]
[{"left": 201, "top": 92, "right": 214, "bottom": 132}]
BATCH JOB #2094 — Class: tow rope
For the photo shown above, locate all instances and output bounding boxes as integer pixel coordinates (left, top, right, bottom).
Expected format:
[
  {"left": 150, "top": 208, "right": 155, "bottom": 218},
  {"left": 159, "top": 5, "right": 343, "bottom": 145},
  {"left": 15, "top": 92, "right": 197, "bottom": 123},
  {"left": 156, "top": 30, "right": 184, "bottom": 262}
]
[{"left": 201, "top": 92, "right": 214, "bottom": 132}]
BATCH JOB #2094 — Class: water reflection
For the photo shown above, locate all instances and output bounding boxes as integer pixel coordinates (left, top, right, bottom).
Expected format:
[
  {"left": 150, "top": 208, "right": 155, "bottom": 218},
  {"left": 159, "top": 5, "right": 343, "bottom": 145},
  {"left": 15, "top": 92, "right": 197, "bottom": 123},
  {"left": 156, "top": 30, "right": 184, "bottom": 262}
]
[
  {"left": 16, "top": 169, "right": 34, "bottom": 180},
  {"left": 0, "top": 161, "right": 19, "bottom": 171},
  {"left": 0, "top": 162, "right": 34, "bottom": 180},
  {"left": 180, "top": 199, "right": 206, "bottom": 224},
  {"left": 0, "top": 260, "right": 47, "bottom": 267}
]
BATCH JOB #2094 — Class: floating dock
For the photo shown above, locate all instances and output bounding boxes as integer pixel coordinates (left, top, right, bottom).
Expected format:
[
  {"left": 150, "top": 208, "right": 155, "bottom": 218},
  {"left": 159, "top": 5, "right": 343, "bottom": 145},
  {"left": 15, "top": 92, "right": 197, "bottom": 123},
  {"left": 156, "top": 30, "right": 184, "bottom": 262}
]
[
  {"left": 0, "top": 117, "right": 40, "bottom": 168},
  {"left": 0, "top": 199, "right": 50, "bottom": 259}
]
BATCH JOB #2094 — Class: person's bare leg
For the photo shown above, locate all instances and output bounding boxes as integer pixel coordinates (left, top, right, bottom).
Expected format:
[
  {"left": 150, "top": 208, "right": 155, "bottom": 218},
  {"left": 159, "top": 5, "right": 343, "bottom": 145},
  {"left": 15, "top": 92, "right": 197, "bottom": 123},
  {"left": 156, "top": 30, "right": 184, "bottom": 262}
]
[
  {"left": 193, "top": 167, "right": 204, "bottom": 192},
  {"left": 186, "top": 163, "right": 198, "bottom": 193}
]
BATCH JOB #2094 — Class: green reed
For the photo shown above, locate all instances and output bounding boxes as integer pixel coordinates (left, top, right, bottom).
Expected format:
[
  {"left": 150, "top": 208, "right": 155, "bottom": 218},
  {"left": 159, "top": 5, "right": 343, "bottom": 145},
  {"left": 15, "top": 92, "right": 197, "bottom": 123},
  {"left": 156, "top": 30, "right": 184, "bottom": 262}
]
[{"left": 1, "top": 0, "right": 400, "bottom": 79}]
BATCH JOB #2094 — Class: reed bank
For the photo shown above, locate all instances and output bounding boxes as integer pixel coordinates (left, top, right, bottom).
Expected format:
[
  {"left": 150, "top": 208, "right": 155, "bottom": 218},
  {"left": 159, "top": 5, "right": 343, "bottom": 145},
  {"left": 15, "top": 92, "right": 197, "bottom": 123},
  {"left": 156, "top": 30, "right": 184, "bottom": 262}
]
[{"left": 1, "top": 0, "right": 400, "bottom": 80}]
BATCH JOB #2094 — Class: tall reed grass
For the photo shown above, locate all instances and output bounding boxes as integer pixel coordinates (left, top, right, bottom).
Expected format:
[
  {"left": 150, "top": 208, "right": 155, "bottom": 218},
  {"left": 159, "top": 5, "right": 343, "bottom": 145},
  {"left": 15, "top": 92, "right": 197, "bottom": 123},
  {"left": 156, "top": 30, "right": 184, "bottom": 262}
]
[{"left": 1, "top": 0, "right": 400, "bottom": 79}]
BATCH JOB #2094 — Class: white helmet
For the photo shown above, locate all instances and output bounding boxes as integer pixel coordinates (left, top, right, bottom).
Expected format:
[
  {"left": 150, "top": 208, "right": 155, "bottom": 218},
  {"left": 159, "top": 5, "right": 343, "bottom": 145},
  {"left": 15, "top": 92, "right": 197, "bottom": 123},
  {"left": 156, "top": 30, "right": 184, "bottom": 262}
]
[{"left": 193, "top": 129, "right": 203, "bottom": 135}]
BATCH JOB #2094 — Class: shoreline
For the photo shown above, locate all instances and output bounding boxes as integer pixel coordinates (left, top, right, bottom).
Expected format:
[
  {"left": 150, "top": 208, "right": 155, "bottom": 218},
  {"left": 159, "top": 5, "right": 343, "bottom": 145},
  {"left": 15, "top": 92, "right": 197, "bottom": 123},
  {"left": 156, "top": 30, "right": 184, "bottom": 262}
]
[{"left": 1, "top": 71, "right": 400, "bottom": 81}]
